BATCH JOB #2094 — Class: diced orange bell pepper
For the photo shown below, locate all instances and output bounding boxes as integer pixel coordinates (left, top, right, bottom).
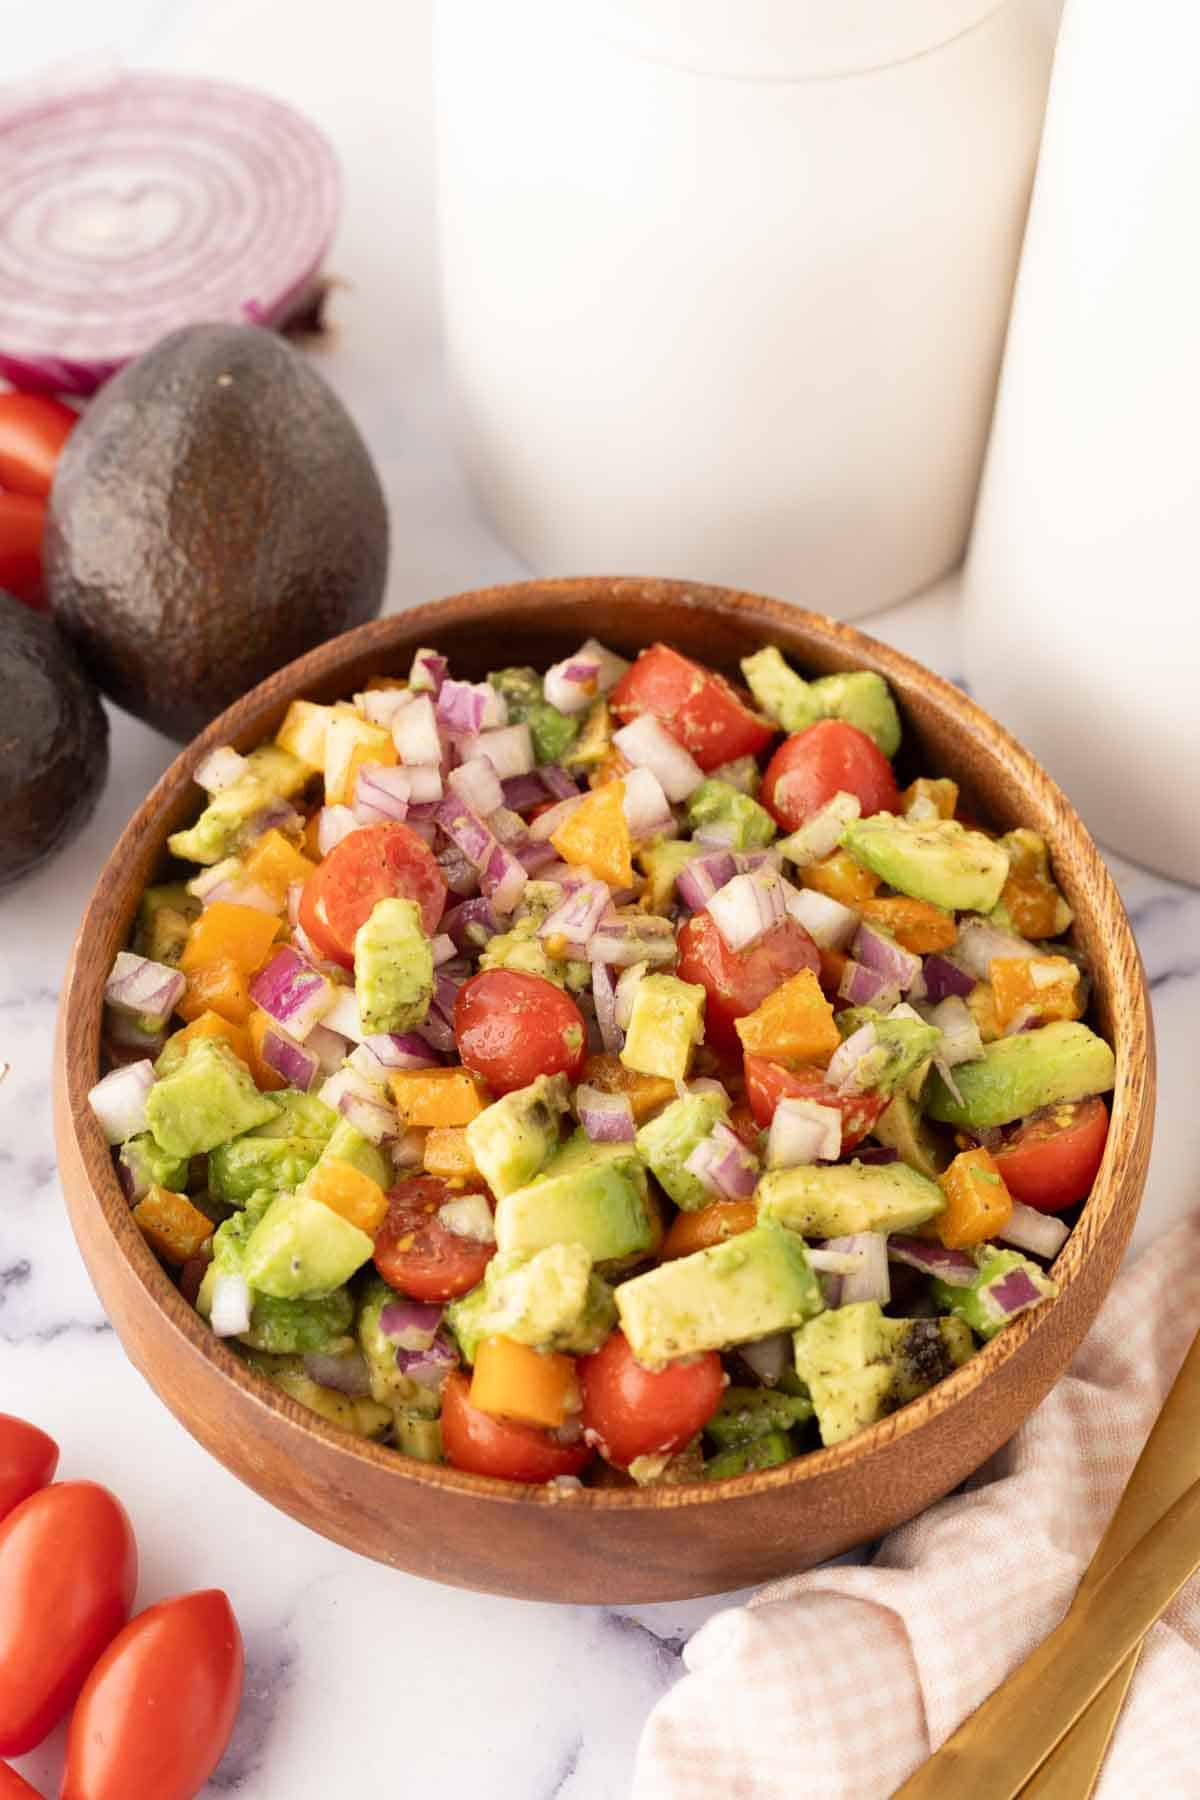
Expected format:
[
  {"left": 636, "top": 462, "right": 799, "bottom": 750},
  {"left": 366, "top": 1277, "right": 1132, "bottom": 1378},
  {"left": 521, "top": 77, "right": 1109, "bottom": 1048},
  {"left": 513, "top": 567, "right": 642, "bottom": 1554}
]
[
  {"left": 244, "top": 829, "right": 317, "bottom": 903},
  {"left": 999, "top": 877, "right": 1061, "bottom": 940},
  {"left": 858, "top": 896, "right": 958, "bottom": 954},
  {"left": 132, "top": 1185, "right": 214, "bottom": 1265},
  {"left": 901, "top": 777, "right": 959, "bottom": 821},
  {"left": 550, "top": 780, "right": 635, "bottom": 888},
  {"left": 390, "top": 1067, "right": 492, "bottom": 1128},
  {"left": 470, "top": 1337, "right": 579, "bottom": 1429},
  {"left": 578, "top": 1054, "right": 677, "bottom": 1123},
  {"left": 799, "top": 849, "right": 879, "bottom": 906},
  {"left": 276, "top": 699, "right": 338, "bottom": 774},
  {"left": 735, "top": 968, "right": 841, "bottom": 1066},
  {"left": 989, "top": 955, "right": 1082, "bottom": 1032},
  {"left": 660, "top": 1199, "right": 758, "bottom": 1261},
  {"left": 245, "top": 1008, "right": 289, "bottom": 1092},
  {"left": 817, "top": 946, "right": 849, "bottom": 1002},
  {"left": 159, "top": 1009, "right": 252, "bottom": 1070},
  {"left": 423, "top": 1127, "right": 479, "bottom": 1179},
  {"left": 305, "top": 1158, "right": 389, "bottom": 1234},
  {"left": 177, "top": 958, "right": 254, "bottom": 1026},
  {"left": 936, "top": 1146, "right": 1013, "bottom": 1248},
  {"left": 324, "top": 715, "right": 397, "bottom": 806},
  {"left": 179, "top": 901, "right": 281, "bottom": 977}
]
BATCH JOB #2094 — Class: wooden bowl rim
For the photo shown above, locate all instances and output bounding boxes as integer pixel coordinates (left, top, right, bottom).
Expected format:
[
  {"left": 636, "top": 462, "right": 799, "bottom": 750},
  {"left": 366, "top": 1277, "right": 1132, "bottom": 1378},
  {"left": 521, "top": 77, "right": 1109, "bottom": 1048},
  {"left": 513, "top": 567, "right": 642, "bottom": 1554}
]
[{"left": 58, "top": 576, "right": 1154, "bottom": 1515}]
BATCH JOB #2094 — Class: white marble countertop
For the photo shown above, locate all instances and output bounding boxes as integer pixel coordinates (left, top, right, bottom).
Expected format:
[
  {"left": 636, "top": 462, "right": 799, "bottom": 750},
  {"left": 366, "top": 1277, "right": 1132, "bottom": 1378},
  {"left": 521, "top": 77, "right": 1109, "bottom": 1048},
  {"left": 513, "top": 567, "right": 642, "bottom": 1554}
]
[{"left": 3, "top": 3, "right": 1199, "bottom": 1795}]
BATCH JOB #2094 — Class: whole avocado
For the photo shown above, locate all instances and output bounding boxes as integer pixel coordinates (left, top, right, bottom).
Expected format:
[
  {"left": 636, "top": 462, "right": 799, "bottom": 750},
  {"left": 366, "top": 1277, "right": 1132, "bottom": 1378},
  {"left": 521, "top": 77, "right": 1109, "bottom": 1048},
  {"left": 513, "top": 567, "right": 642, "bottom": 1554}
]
[
  {"left": 0, "top": 592, "right": 109, "bottom": 891},
  {"left": 46, "top": 324, "right": 389, "bottom": 741}
]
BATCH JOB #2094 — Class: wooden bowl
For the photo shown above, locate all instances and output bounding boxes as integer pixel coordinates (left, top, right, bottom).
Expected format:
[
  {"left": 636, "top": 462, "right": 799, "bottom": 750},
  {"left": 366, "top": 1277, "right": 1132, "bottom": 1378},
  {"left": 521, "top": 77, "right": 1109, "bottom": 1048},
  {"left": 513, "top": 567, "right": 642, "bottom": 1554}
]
[{"left": 54, "top": 578, "right": 1154, "bottom": 1602}]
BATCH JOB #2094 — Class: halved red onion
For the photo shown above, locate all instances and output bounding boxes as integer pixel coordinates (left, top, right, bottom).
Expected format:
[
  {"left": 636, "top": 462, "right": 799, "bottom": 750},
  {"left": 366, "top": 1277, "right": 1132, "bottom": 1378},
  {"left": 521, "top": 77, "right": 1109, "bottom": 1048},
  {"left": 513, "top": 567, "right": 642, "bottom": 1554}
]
[
  {"left": 826, "top": 1233, "right": 890, "bottom": 1306},
  {"left": 854, "top": 921, "right": 922, "bottom": 991},
  {"left": 777, "top": 791, "right": 862, "bottom": 868},
  {"left": 922, "top": 954, "right": 975, "bottom": 1003},
  {"left": 614, "top": 961, "right": 648, "bottom": 1031},
  {"left": 318, "top": 805, "right": 361, "bottom": 855},
  {"left": 357, "top": 687, "right": 413, "bottom": 729},
  {"left": 210, "top": 1272, "right": 253, "bottom": 1339},
  {"left": 575, "top": 1084, "right": 636, "bottom": 1143},
  {"left": 0, "top": 71, "right": 338, "bottom": 396},
  {"left": 261, "top": 1026, "right": 319, "bottom": 1092},
  {"left": 708, "top": 867, "right": 787, "bottom": 953},
  {"left": 953, "top": 918, "right": 1037, "bottom": 981},
  {"left": 530, "top": 795, "right": 585, "bottom": 842},
  {"left": 379, "top": 1299, "right": 444, "bottom": 1350},
  {"left": 838, "top": 960, "right": 901, "bottom": 1010},
  {"left": 393, "top": 695, "right": 442, "bottom": 766},
  {"left": 767, "top": 1096, "right": 841, "bottom": 1168},
  {"left": 587, "top": 915, "right": 676, "bottom": 967},
  {"left": 89, "top": 1059, "right": 155, "bottom": 1144},
  {"left": 353, "top": 764, "right": 411, "bottom": 824},
  {"left": 104, "top": 952, "right": 186, "bottom": 1032},
  {"left": 409, "top": 648, "right": 447, "bottom": 695},
  {"left": 302, "top": 1350, "right": 372, "bottom": 1396},
  {"left": 442, "top": 896, "right": 501, "bottom": 951},
  {"left": 676, "top": 850, "right": 737, "bottom": 913},
  {"left": 250, "top": 947, "right": 336, "bottom": 1040},
  {"left": 318, "top": 1068, "right": 397, "bottom": 1143},
  {"left": 999, "top": 1201, "right": 1070, "bottom": 1261},
  {"left": 361, "top": 1032, "right": 441, "bottom": 1071},
  {"left": 438, "top": 1193, "right": 496, "bottom": 1242},
  {"left": 737, "top": 1332, "right": 791, "bottom": 1386},
  {"left": 888, "top": 1236, "right": 976, "bottom": 1286},
  {"left": 449, "top": 757, "right": 504, "bottom": 818},
  {"left": 461, "top": 723, "right": 535, "bottom": 781},
  {"left": 195, "top": 746, "right": 249, "bottom": 793},
  {"left": 784, "top": 886, "right": 860, "bottom": 951},
  {"left": 539, "top": 880, "right": 611, "bottom": 948},
  {"left": 545, "top": 652, "right": 603, "bottom": 715},
  {"left": 613, "top": 714, "right": 705, "bottom": 802},
  {"left": 591, "top": 963, "right": 623, "bottom": 1053},
  {"left": 684, "top": 1120, "right": 759, "bottom": 1200}
]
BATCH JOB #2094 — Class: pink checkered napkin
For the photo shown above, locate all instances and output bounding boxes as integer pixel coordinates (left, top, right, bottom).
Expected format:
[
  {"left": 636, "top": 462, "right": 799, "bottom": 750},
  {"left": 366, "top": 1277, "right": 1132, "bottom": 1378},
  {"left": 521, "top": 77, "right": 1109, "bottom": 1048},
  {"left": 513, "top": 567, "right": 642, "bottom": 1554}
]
[{"left": 632, "top": 1211, "right": 1200, "bottom": 1800}]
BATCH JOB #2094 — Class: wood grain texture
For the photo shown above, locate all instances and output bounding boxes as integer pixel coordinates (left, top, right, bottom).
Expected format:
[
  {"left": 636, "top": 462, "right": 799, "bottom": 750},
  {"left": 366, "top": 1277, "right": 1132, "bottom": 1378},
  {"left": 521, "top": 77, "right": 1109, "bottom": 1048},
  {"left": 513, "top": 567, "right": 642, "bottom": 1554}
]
[{"left": 53, "top": 578, "right": 1155, "bottom": 1603}]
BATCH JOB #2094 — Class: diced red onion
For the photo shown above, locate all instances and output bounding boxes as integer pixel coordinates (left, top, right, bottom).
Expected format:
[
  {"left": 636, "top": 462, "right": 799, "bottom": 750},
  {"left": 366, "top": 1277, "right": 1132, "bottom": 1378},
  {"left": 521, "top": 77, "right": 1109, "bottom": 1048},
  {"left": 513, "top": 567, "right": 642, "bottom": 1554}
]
[
  {"left": 999, "top": 1201, "right": 1070, "bottom": 1260},
  {"left": 361, "top": 1032, "right": 441, "bottom": 1071},
  {"left": 854, "top": 1145, "right": 900, "bottom": 1165},
  {"left": 426, "top": 934, "right": 455, "bottom": 970},
  {"left": 737, "top": 1332, "right": 791, "bottom": 1386},
  {"left": 708, "top": 756, "right": 759, "bottom": 796},
  {"left": 838, "top": 960, "right": 901, "bottom": 1010},
  {"left": 321, "top": 987, "right": 363, "bottom": 1041},
  {"left": 545, "top": 653, "right": 604, "bottom": 715},
  {"left": 438, "top": 1193, "right": 496, "bottom": 1242},
  {"left": 622, "top": 766, "right": 678, "bottom": 843},
  {"left": 480, "top": 841, "right": 528, "bottom": 912},
  {"left": 442, "top": 897, "right": 501, "bottom": 951},
  {"left": 393, "top": 695, "right": 442, "bottom": 765},
  {"left": 530, "top": 795, "right": 585, "bottom": 841},
  {"left": 587, "top": 916, "right": 676, "bottom": 967},
  {"left": 684, "top": 1120, "right": 759, "bottom": 1200},
  {"left": 305, "top": 1022, "right": 350, "bottom": 1075},
  {"left": 922, "top": 954, "right": 975, "bottom": 1003},
  {"left": 734, "top": 849, "right": 782, "bottom": 875},
  {"left": 694, "top": 821, "right": 737, "bottom": 848},
  {"left": 766, "top": 1096, "right": 842, "bottom": 1167},
  {"left": 805, "top": 1246, "right": 868, "bottom": 1275},
  {"left": 954, "top": 918, "right": 1037, "bottom": 981},
  {"left": 302, "top": 1350, "right": 372, "bottom": 1396},
  {"left": 286, "top": 881, "right": 305, "bottom": 931},
  {"left": 888, "top": 1236, "right": 976, "bottom": 1286},
  {"left": 210, "top": 1272, "right": 252, "bottom": 1339},
  {"left": 708, "top": 867, "right": 787, "bottom": 953},
  {"left": 783, "top": 886, "right": 860, "bottom": 951},
  {"left": 318, "top": 1068, "right": 397, "bottom": 1143},
  {"left": 925, "top": 995, "right": 984, "bottom": 1067},
  {"left": 389, "top": 1127, "right": 428, "bottom": 1170},
  {"left": 318, "top": 805, "right": 361, "bottom": 855},
  {"left": 357, "top": 687, "right": 414, "bottom": 729},
  {"left": 449, "top": 757, "right": 504, "bottom": 818},
  {"left": 195, "top": 746, "right": 249, "bottom": 793},
  {"left": 461, "top": 723, "right": 535, "bottom": 782},
  {"left": 415, "top": 1009, "right": 457, "bottom": 1056},
  {"left": 986, "top": 1265, "right": 1046, "bottom": 1319},
  {"left": 501, "top": 772, "right": 548, "bottom": 813},
  {"left": 394, "top": 1334, "right": 459, "bottom": 1386},
  {"left": 613, "top": 714, "right": 705, "bottom": 802},
  {"left": 539, "top": 881, "right": 611, "bottom": 947},
  {"left": 106, "top": 1012, "right": 168, "bottom": 1059},
  {"left": 402, "top": 767, "right": 442, "bottom": 805},
  {"left": 577, "top": 637, "right": 630, "bottom": 693},
  {"left": 437, "top": 842, "right": 481, "bottom": 898},
  {"left": 199, "top": 874, "right": 280, "bottom": 914},
  {"left": 853, "top": 921, "right": 923, "bottom": 991},
  {"left": 826, "top": 1022, "right": 882, "bottom": 1094},
  {"left": 409, "top": 648, "right": 447, "bottom": 695},
  {"left": 1003, "top": 1007, "right": 1042, "bottom": 1038},
  {"left": 539, "top": 764, "right": 581, "bottom": 801},
  {"left": 436, "top": 797, "right": 497, "bottom": 871},
  {"left": 261, "top": 1026, "right": 319, "bottom": 1092},
  {"left": 353, "top": 764, "right": 411, "bottom": 824},
  {"left": 827, "top": 1233, "right": 890, "bottom": 1306},
  {"left": 518, "top": 839, "right": 560, "bottom": 875},
  {"left": 103, "top": 952, "right": 186, "bottom": 1032},
  {"left": 89, "top": 1060, "right": 155, "bottom": 1145},
  {"left": 437, "top": 679, "right": 500, "bottom": 737},
  {"left": 250, "top": 947, "right": 335, "bottom": 1040},
  {"left": 777, "top": 791, "right": 862, "bottom": 868},
  {"left": 242, "top": 798, "right": 305, "bottom": 847},
  {"left": 490, "top": 806, "right": 531, "bottom": 849},
  {"left": 676, "top": 851, "right": 737, "bottom": 913},
  {"left": 614, "top": 961, "right": 649, "bottom": 1032},
  {"left": 575, "top": 1084, "right": 636, "bottom": 1143},
  {"left": 591, "top": 963, "right": 623, "bottom": 1053},
  {"left": 379, "top": 1299, "right": 444, "bottom": 1350}
]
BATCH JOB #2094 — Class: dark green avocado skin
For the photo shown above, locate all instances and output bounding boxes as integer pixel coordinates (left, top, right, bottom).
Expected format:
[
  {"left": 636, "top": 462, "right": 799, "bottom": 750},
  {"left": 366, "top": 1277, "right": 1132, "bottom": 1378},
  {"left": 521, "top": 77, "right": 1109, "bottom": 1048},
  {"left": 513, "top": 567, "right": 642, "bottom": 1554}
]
[
  {"left": 46, "top": 324, "right": 389, "bottom": 742},
  {"left": 0, "top": 592, "right": 109, "bottom": 892}
]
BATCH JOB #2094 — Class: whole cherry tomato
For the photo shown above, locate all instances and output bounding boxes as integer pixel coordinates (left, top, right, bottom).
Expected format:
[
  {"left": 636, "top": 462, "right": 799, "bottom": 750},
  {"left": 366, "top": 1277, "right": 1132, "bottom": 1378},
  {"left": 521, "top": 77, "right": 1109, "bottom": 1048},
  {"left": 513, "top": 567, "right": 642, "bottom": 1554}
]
[
  {"left": 374, "top": 1175, "right": 495, "bottom": 1302},
  {"left": 298, "top": 822, "right": 447, "bottom": 968},
  {"left": 0, "top": 1414, "right": 58, "bottom": 1521},
  {"left": 676, "top": 911, "right": 819, "bottom": 1051},
  {"left": 0, "top": 1482, "right": 137, "bottom": 1755},
  {"left": 609, "top": 644, "right": 775, "bottom": 771},
  {"left": 440, "top": 1371, "right": 590, "bottom": 1482},
  {"left": 761, "top": 719, "right": 900, "bottom": 831},
  {"left": 454, "top": 968, "right": 586, "bottom": 1094},
  {"left": 61, "top": 1590, "right": 243, "bottom": 1800},
  {"left": 579, "top": 1331, "right": 725, "bottom": 1468},
  {"left": 0, "top": 392, "right": 76, "bottom": 498}
]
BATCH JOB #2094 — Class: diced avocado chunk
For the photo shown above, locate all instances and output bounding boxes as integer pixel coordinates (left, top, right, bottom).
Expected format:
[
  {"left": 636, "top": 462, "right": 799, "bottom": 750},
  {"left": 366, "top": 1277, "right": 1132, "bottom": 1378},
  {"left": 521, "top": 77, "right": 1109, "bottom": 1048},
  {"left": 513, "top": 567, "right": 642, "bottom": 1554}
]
[
  {"left": 167, "top": 744, "right": 307, "bottom": 865},
  {"left": 741, "top": 647, "right": 824, "bottom": 734},
  {"left": 353, "top": 897, "right": 433, "bottom": 1035},
  {"left": 237, "top": 1287, "right": 355, "bottom": 1355},
  {"left": 933, "top": 1247, "right": 1058, "bottom": 1339},
  {"left": 255, "top": 1089, "right": 339, "bottom": 1142},
  {"left": 243, "top": 1352, "right": 392, "bottom": 1437},
  {"left": 134, "top": 883, "right": 201, "bottom": 966},
  {"left": 446, "top": 1244, "right": 616, "bottom": 1362},
  {"left": 615, "top": 1223, "right": 824, "bottom": 1370},
  {"left": 118, "top": 1132, "right": 190, "bottom": 1201},
  {"left": 356, "top": 1277, "right": 444, "bottom": 1414},
  {"left": 242, "top": 1189, "right": 374, "bottom": 1299},
  {"left": 869, "top": 1092, "right": 952, "bottom": 1179},
  {"left": 833, "top": 1010, "right": 942, "bottom": 1098},
  {"left": 310, "top": 1118, "right": 392, "bottom": 1191},
  {"left": 392, "top": 1412, "right": 444, "bottom": 1462},
  {"left": 687, "top": 779, "right": 777, "bottom": 850},
  {"left": 794, "top": 1303, "right": 973, "bottom": 1445},
  {"left": 741, "top": 648, "right": 902, "bottom": 756},
  {"left": 890, "top": 1315, "right": 976, "bottom": 1402},
  {"left": 636, "top": 1091, "right": 730, "bottom": 1211},
  {"left": 637, "top": 840, "right": 704, "bottom": 912},
  {"left": 704, "top": 1431, "right": 794, "bottom": 1480},
  {"left": 704, "top": 1386, "right": 814, "bottom": 1450},
  {"left": 757, "top": 1159, "right": 944, "bottom": 1238},
  {"left": 465, "top": 1074, "right": 569, "bottom": 1198},
  {"left": 208, "top": 1134, "right": 325, "bottom": 1206},
  {"left": 145, "top": 1037, "right": 280, "bottom": 1158},
  {"left": 478, "top": 912, "right": 590, "bottom": 992},
  {"left": 562, "top": 698, "right": 612, "bottom": 773},
  {"left": 488, "top": 666, "right": 580, "bottom": 764},
  {"left": 842, "top": 815, "right": 1009, "bottom": 914},
  {"left": 495, "top": 1132, "right": 655, "bottom": 1271},
  {"left": 924, "top": 1021, "right": 1116, "bottom": 1129},
  {"left": 621, "top": 974, "right": 706, "bottom": 1082}
]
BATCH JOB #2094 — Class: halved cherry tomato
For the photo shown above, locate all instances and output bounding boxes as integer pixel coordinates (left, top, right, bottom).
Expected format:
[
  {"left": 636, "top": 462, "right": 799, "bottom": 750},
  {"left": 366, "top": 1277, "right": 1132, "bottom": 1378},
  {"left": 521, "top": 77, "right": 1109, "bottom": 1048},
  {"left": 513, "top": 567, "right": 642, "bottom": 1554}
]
[
  {"left": 0, "top": 1415, "right": 58, "bottom": 1521},
  {"left": 761, "top": 719, "right": 900, "bottom": 832},
  {"left": 660, "top": 1198, "right": 758, "bottom": 1260},
  {"left": 743, "top": 1055, "right": 887, "bottom": 1150},
  {"left": 579, "top": 1330, "right": 725, "bottom": 1468},
  {"left": 374, "top": 1174, "right": 495, "bottom": 1302},
  {"left": 0, "top": 1763, "right": 40, "bottom": 1798},
  {"left": 441, "top": 1370, "right": 590, "bottom": 1482},
  {"left": 609, "top": 644, "right": 775, "bottom": 772},
  {"left": 62, "top": 1590, "right": 243, "bottom": 1800},
  {"left": 992, "top": 1097, "right": 1109, "bottom": 1212},
  {"left": 0, "top": 1482, "right": 137, "bottom": 1756},
  {"left": 0, "top": 493, "right": 46, "bottom": 609},
  {"left": 676, "top": 911, "right": 819, "bottom": 1052},
  {"left": 298, "top": 821, "right": 447, "bottom": 968},
  {"left": 454, "top": 969, "right": 586, "bottom": 1095},
  {"left": 0, "top": 393, "right": 76, "bottom": 498}
]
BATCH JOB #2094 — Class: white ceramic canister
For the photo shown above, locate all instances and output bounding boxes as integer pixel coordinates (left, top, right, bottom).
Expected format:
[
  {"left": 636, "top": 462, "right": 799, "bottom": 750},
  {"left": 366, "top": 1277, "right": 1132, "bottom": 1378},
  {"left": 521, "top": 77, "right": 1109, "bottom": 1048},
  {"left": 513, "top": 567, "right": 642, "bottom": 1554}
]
[
  {"left": 963, "top": 0, "right": 1200, "bottom": 884},
  {"left": 435, "top": 0, "right": 1058, "bottom": 619}
]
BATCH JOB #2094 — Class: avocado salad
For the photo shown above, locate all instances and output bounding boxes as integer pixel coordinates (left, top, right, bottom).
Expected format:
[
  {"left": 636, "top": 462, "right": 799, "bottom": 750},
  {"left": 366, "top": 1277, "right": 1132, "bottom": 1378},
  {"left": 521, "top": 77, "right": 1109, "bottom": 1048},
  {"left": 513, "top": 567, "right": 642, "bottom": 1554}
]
[{"left": 89, "top": 637, "right": 1116, "bottom": 1485}]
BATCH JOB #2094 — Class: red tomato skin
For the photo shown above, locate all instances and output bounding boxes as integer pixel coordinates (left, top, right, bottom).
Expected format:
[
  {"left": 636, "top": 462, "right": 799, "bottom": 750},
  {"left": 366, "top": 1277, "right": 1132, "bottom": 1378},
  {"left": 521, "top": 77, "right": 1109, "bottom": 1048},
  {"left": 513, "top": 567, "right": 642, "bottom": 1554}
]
[
  {"left": 0, "top": 393, "right": 76, "bottom": 498},
  {"left": 0, "top": 1483, "right": 137, "bottom": 1756},
  {"left": 743, "top": 1055, "right": 887, "bottom": 1150},
  {"left": 454, "top": 970, "right": 586, "bottom": 1095},
  {"left": 374, "top": 1175, "right": 495, "bottom": 1302},
  {"left": 298, "top": 822, "right": 447, "bottom": 968},
  {"left": 609, "top": 644, "right": 775, "bottom": 772},
  {"left": 0, "top": 1763, "right": 40, "bottom": 1799},
  {"left": 441, "top": 1372, "right": 590, "bottom": 1482},
  {"left": 676, "top": 912, "right": 820, "bottom": 1051},
  {"left": 61, "top": 1590, "right": 243, "bottom": 1800},
  {"left": 761, "top": 720, "right": 900, "bottom": 832},
  {"left": 0, "top": 1415, "right": 58, "bottom": 1521},
  {"left": 0, "top": 493, "right": 46, "bottom": 609},
  {"left": 993, "top": 1097, "right": 1109, "bottom": 1213},
  {"left": 579, "top": 1331, "right": 725, "bottom": 1468}
]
